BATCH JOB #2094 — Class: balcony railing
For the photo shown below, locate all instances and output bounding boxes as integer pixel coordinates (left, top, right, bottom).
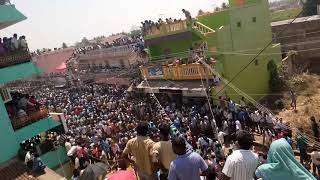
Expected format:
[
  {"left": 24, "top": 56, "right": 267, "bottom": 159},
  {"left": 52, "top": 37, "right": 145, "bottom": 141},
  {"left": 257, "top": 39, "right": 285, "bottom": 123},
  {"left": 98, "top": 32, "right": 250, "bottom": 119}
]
[
  {"left": 140, "top": 63, "right": 214, "bottom": 81},
  {"left": 0, "top": 51, "right": 32, "bottom": 68},
  {"left": 11, "top": 108, "right": 49, "bottom": 131},
  {"left": 145, "top": 20, "right": 189, "bottom": 38}
]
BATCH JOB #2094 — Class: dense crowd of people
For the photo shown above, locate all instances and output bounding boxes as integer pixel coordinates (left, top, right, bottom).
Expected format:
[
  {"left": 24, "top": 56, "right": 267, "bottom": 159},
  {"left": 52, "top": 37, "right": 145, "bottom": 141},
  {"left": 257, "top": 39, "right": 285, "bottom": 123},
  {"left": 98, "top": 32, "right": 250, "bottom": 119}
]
[
  {"left": 9, "top": 81, "right": 319, "bottom": 180},
  {"left": 0, "top": 33, "right": 28, "bottom": 56},
  {"left": 74, "top": 35, "right": 144, "bottom": 56},
  {"left": 141, "top": 9, "right": 192, "bottom": 36}
]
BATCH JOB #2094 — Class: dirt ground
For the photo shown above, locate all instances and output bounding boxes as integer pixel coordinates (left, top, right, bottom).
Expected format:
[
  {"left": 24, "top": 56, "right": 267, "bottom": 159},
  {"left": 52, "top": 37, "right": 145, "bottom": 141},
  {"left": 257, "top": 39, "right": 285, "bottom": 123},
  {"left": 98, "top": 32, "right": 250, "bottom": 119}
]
[{"left": 276, "top": 73, "right": 320, "bottom": 134}]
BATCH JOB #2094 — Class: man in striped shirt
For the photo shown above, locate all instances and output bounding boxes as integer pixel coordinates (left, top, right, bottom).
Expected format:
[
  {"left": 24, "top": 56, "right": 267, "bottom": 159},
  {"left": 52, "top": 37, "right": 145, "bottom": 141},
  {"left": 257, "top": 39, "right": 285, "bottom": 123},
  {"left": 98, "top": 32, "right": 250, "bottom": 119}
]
[{"left": 221, "top": 130, "right": 258, "bottom": 180}]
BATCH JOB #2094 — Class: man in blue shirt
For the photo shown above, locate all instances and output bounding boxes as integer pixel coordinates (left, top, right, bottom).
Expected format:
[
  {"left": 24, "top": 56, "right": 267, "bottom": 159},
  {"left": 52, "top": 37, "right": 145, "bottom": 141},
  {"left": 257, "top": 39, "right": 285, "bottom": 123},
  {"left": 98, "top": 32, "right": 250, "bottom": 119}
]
[{"left": 168, "top": 136, "right": 208, "bottom": 180}]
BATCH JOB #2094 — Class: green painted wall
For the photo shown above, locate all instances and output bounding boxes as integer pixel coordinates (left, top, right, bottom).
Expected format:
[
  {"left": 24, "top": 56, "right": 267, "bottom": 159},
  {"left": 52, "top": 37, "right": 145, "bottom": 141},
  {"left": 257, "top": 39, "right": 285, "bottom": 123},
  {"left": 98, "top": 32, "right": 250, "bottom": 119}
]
[
  {"left": 144, "top": 0, "right": 281, "bottom": 101},
  {"left": 40, "top": 146, "right": 70, "bottom": 169},
  {"left": 0, "top": 62, "right": 43, "bottom": 84},
  {"left": 213, "top": 0, "right": 282, "bottom": 100},
  {"left": 218, "top": 47, "right": 281, "bottom": 101},
  {"left": 15, "top": 117, "right": 61, "bottom": 143},
  {"left": 149, "top": 39, "right": 193, "bottom": 61},
  {"left": 228, "top": 0, "right": 272, "bottom": 50},
  {"left": 0, "top": 97, "right": 20, "bottom": 163},
  {"left": 197, "top": 10, "right": 230, "bottom": 30}
]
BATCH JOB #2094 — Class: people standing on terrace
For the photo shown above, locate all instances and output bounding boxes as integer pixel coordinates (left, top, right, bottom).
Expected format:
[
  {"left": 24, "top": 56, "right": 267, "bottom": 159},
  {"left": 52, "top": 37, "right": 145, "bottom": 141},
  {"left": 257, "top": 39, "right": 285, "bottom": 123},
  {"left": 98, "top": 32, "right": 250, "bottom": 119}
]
[
  {"left": 0, "top": 34, "right": 29, "bottom": 56},
  {"left": 182, "top": 9, "right": 192, "bottom": 27},
  {"left": 0, "top": 0, "right": 10, "bottom": 5}
]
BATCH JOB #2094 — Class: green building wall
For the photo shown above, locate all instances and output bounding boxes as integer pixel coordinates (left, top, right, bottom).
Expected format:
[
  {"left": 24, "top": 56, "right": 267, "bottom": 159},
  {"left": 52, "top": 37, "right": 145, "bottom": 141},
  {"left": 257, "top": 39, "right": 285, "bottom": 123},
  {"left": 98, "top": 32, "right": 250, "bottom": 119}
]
[
  {"left": 148, "top": 32, "right": 203, "bottom": 61},
  {"left": 144, "top": 0, "right": 282, "bottom": 101},
  {"left": 0, "top": 97, "right": 20, "bottom": 163},
  {"left": 40, "top": 146, "right": 70, "bottom": 169},
  {"left": 197, "top": 10, "right": 230, "bottom": 30},
  {"left": 0, "top": 62, "right": 58, "bottom": 163},
  {"left": 215, "top": 0, "right": 282, "bottom": 100}
]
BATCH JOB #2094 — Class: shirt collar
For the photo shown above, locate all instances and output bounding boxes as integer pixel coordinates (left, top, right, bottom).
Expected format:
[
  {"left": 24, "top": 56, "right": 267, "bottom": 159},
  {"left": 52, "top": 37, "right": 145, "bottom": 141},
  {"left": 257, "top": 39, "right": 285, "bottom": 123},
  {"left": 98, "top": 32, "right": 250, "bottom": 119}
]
[
  {"left": 177, "top": 151, "right": 192, "bottom": 158},
  {"left": 137, "top": 135, "right": 148, "bottom": 139}
]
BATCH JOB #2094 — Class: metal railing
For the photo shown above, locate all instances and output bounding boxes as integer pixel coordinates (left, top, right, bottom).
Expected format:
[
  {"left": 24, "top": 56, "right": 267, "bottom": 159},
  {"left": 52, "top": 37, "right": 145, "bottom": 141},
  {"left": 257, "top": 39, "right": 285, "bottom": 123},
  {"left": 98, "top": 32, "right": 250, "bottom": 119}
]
[
  {"left": 11, "top": 108, "right": 49, "bottom": 131},
  {"left": 0, "top": 51, "right": 31, "bottom": 68},
  {"left": 192, "top": 21, "right": 215, "bottom": 35},
  {"left": 145, "top": 20, "right": 189, "bottom": 37},
  {"left": 144, "top": 20, "right": 215, "bottom": 38}
]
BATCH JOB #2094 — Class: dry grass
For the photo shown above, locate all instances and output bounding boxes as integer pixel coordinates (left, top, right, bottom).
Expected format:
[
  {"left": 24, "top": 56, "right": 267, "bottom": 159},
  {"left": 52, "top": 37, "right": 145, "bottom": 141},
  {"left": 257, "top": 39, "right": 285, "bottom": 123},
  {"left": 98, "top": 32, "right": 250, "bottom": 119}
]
[{"left": 277, "top": 73, "right": 320, "bottom": 134}]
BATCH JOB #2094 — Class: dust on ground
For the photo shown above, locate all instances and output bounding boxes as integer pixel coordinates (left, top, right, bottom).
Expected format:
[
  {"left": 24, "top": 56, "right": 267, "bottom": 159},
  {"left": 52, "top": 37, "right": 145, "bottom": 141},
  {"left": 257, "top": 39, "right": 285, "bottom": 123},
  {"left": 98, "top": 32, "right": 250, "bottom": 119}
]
[{"left": 276, "top": 73, "right": 320, "bottom": 134}]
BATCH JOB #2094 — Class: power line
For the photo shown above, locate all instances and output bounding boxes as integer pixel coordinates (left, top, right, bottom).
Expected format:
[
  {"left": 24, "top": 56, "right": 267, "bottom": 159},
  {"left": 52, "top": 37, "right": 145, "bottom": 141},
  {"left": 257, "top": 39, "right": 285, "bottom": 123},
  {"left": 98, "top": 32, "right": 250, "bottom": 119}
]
[{"left": 214, "top": 6, "right": 307, "bottom": 95}]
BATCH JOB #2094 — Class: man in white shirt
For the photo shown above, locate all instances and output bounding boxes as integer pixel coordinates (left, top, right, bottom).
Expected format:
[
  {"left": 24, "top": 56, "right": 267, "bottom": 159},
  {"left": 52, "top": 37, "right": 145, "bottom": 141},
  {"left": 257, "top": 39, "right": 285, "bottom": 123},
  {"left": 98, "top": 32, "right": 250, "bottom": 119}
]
[
  {"left": 235, "top": 120, "right": 242, "bottom": 131},
  {"left": 19, "top": 35, "right": 28, "bottom": 50},
  {"left": 65, "top": 138, "right": 72, "bottom": 152},
  {"left": 221, "top": 131, "right": 258, "bottom": 180},
  {"left": 11, "top": 33, "right": 19, "bottom": 50},
  {"left": 218, "top": 131, "right": 226, "bottom": 145}
]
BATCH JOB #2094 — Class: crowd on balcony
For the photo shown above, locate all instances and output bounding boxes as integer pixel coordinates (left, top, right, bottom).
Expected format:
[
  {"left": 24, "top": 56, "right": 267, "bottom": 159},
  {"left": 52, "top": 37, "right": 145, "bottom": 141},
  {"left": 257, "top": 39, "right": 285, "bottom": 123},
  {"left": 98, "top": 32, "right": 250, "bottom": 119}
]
[
  {"left": 0, "top": 34, "right": 28, "bottom": 57},
  {"left": 14, "top": 82, "right": 320, "bottom": 179},
  {"left": 0, "top": 0, "right": 10, "bottom": 5},
  {"left": 5, "top": 92, "right": 40, "bottom": 118},
  {"left": 3, "top": 91, "right": 49, "bottom": 130},
  {"left": 20, "top": 131, "right": 64, "bottom": 174},
  {"left": 141, "top": 9, "right": 192, "bottom": 36},
  {"left": 74, "top": 35, "right": 144, "bottom": 56}
]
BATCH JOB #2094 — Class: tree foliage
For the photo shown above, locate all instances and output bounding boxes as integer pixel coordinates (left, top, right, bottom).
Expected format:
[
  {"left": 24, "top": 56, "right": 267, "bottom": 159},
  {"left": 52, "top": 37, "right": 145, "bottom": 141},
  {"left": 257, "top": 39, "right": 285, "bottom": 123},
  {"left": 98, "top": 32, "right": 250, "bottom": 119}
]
[
  {"left": 62, "top": 42, "right": 68, "bottom": 48},
  {"left": 268, "top": 60, "right": 282, "bottom": 92},
  {"left": 302, "top": 0, "right": 318, "bottom": 17},
  {"left": 221, "top": 2, "right": 228, "bottom": 9},
  {"left": 198, "top": 9, "right": 205, "bottom": 16}
]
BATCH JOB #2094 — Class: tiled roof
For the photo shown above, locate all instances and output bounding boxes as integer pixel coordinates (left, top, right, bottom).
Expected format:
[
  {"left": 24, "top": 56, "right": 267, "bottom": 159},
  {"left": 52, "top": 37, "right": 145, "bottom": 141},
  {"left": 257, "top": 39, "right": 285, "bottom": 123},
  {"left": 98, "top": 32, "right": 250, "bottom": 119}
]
[
  {"left": 33, "top": 48, "right": 75, "bottom": 73},
  {"left": 271, "top": 15, "right": 320, "bottom": 26}
]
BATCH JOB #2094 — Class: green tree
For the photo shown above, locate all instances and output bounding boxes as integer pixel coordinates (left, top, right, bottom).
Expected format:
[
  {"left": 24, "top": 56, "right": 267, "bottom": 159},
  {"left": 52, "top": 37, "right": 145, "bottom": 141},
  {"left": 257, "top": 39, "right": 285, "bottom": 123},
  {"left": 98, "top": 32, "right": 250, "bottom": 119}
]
[
  {"left": 198, "top": 9, "right": 205, "bottom": 16},
  {"left": 81, "top": 37, "right": 90, "bottom": 46},
  {"left": 62, "top": 42, "right": 68, "bottom": 48},
  {"left": 130, "top": 29, "right": 142, "bottom": 37},
  {"left": 302, "top": 0, "right": 318, "bottom": 16},
  {"left": 267, "top": 60, "right": 282, "bottom": 92},
  {"left": 221, "top": 2, "right": 228, "bottom": 9}
]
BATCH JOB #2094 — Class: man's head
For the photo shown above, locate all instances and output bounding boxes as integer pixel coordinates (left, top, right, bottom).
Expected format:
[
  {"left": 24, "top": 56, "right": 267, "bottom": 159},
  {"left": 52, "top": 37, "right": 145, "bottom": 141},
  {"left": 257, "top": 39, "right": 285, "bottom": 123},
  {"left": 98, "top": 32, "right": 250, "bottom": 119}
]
[
  {"left": 13, "top": 34, "right": 17, "bottom": 38},
  {"left": 311, "top": 116, "right": 316, "bottom": 122},
  {"left": 136, "top": 121, "right": 149, "bottom": 136},
  {"left": 158, "top": 123, "right": 170, "bottom": 140},
  {"left": 182, "top": 9, "right": 186, "bottom": 12},
  {"left": 172, "top": 136, "right": 186, "bottom": 155},
  {"left": 236, "top": 130, "right": 254, "bottom": 150}
]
